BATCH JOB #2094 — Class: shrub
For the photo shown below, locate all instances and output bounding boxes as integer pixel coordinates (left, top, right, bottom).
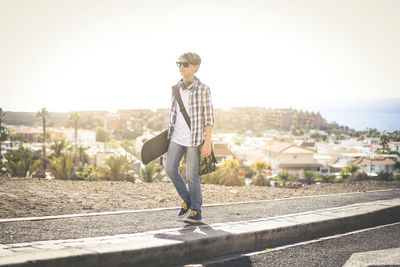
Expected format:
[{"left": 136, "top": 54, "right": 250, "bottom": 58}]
[
  {"left": 5, "top": 147, "right": 42, "bottom": 177},
  {"left": 377, "top": 170, "right": 393, "bottom": 181},
  {"left": 48, "top": 153, "right": 75, "bottom": 180},
  {"left": 353, "top": 170, "right": 369, "bottom": 181},
  {"left": 303, "top": 170, "right": 316, "bottom": 185},
  {"left": 252, "top": 174, "right": 269, "bottom": 186},
  {"left": 218, "top": 159, "right": 245, "bottom": 186},
  {"left": 277, "top": 171, "right": 292, "bottom": 186},
  {"left": 201, "top": 168, "right": 224, "bottom": 184},
  {"left": 334, "top": 178, "right": 344, "bottom": 183},
  {"left": 314, "top": 177, "right": 324, "bottom": 183},
  {"left": 141, "top": 163, "right": 164, "bottom": 183},
  {"left": 219, "top": 170, "right": 245, "bottom": 186},
  {"left": 99, "top": 155, "right": 130, "bottom": 181},
  {"left": 75, "top": 166, "right": 95, "bottom": 181},
  {"left": 320, "top": 175, "right": 335, "bottom": 183}
]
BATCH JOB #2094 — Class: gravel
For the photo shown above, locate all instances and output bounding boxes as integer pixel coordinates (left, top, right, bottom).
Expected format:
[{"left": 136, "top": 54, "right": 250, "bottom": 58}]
[{"left": 1, "top": 177, "right": 399, "bottom": 219}]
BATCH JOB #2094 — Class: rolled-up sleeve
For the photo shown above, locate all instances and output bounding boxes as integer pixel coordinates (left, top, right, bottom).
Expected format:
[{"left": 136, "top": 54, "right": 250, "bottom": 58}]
[{"left": 203, "top": 86, "right": 214, "bottom": 127}]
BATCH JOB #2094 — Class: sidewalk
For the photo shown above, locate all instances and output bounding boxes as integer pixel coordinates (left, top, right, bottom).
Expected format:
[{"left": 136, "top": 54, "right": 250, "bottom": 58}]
[{"left": 1, "top": 191, "right": 399, "bottom": 267}]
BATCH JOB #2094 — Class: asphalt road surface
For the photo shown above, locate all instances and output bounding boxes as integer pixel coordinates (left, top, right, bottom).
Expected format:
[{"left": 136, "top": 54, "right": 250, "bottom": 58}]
[
  {"left": 189, "top": 222, "right": 400, "bottom": 267},
  {"left": 1, "top": 189, "right": 399, "bottom": 244}
]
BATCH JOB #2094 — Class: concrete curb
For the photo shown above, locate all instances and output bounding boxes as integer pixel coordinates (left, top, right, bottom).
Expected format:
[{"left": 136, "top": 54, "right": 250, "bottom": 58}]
[{"left": 1, "top": 198, "right": 399, "bottom": 267}]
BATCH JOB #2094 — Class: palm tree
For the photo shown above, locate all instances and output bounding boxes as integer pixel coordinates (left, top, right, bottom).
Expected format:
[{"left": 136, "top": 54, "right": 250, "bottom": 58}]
[
  {"left": 50, "top": 139, "right": 67, "bottom": 158},
  {"left": 9, "top": 134, "right": 24, "bottom": 149},
  {"left": 48, "top": 153, "right": 75, "bottom": 180},
  {"left": 201, "top": 168, "right": 224, "bottom": 184},
  {"left": 220, "top": 158, "right": 244, "bottom": 186},
  {"left": 0, "top": 108, "right": 7, "bottom": 159},
  {"left": 303, "top": 170, "right": 316, "bottom": 185},
  {"left": 36, "top": 108, "right": 49, "bottom": 170},
  {"left": 253, "top": 161, "right": 268, "bottom": 176},
  {"left": 379, "top": 134, "right": 390, "bottom": 152},
  {"left": 252, "top": 161, "right": 269, "bottom": 186},
  {"left": 100, "top": 155, "right": 129, "bottom": 180},
  {"left": 5, "top": 147, "right": 42, "bottom": 177},
  {"left": 78, "top": 145, "right": 89, "bottom": 167},
  {"left": 277, "top": 171, "right": 291, "bottom": 185},
  {"left": 69, "top": 111, "right": 81, "bottom": 162},
  {"left": 141, "top": 163, "right": 159, "bottom": 183},
  {"left": 342, "top": 164, "right": 361, "bottom": 181}
]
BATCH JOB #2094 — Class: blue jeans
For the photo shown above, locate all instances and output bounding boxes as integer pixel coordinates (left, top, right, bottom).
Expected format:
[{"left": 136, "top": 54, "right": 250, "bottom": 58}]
[{"left": 165, "top": 141, "right": 202, "bottom": 212}]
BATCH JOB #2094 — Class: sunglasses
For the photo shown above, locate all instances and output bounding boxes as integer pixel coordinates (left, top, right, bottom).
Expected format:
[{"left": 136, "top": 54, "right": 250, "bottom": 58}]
[{"left": 176, "top": 61, "right": 191, "bottom": 68}]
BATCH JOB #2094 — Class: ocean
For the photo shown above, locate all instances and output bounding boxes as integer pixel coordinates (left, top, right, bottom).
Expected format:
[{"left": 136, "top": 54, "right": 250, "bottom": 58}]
[{"left": 315, "top": 98, "right": 400, "bottom": 132}]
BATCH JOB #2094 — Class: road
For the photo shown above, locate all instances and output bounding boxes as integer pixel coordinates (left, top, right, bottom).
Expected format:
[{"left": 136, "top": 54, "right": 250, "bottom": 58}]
[
  {"left": 189, "top": 222, "right": 400, "bottom": 267},
  {"left": 1, "top": 189, "right": 399, "bottom": 244}
]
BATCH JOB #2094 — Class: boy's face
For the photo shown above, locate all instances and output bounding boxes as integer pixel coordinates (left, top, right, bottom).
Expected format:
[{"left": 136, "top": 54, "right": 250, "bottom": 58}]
[{"left": 178, "top": 57, "right": 199, "bottom": 78}]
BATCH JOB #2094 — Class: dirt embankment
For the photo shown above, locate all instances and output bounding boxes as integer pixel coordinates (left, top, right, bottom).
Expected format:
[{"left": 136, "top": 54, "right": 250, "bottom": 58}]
[{"left": 1, "top": 178, "right": 399, "bottom": 219}]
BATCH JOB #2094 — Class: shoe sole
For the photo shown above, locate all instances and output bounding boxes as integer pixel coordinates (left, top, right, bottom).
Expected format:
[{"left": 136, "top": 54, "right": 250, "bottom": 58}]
[
  {"left": 177, "top": 209, "right": 191, "bottom": 218},
  {"left": 183, "top": 217, "right": 202, "bottom": 223}
]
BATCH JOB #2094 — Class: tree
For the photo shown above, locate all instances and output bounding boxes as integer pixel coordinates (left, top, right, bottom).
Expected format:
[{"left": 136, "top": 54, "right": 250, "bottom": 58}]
[
  {"left": 36, "top": 108, "right": 49, "bottom": 170},
  {"left": 377, "top": 170, "right": 393, "bottom": 181},
  {"left": 0, "top": 108, "right": 7, "bottom": 159},
  {"left": 48, "top": 153, "right": 75, "bottom": 180},
  {"left": 347, "top": 164, "right": 360, "bottom": 176},
  {"left": 201, "top": 168, "right": 224, "bottom": 184},
  {"left": 0, "top": 126, "right": 9, "bottom": 159},
  {"left": 77, "top": 145, "right": 89, "bottom": 167},
  {"left": 50, "top": 139, "right": 67, "bottom": 158},
  {"left": 96, "top": 127, "right": 110, "bottom": 142},
  {"left": 220, "top": 159, "right": 244, "bottom": 186},
  {"left": 9, "top": 134, "right": 24, "bottom": 149},
  {"left": 4, "top": 147, "right": 42, "bottom": 177},
  {"left": 320, "top": 174, "right": 335, "bottom": 183},
  {"left": 100, "top": 155, "right": 129, "bottom": 180},
  {"left": 303, "top": 170, "right": 316, "bottom": 185},
  {"left": 69, "top": 111, "right": 81, "bottom": 162},
  {"left": 140, "top": 163, "right": 162, "bottom": 183},
  {"left": 379, "top": 134, "right": 390, "bottom": 151},
  {"left": 342, "top": 164, "right": 361, "bottom": 181},
  {"left": 252, "top": 161, "right": 269, "bottom": 186},
  {"left": 277, "top": 171, "right": 291, "bottom": 185}
]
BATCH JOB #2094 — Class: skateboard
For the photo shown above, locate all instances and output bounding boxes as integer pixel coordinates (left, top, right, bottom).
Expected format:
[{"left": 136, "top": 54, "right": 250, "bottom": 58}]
[{"left": 140, "top": 129, "right": 169, "bottom": 165}]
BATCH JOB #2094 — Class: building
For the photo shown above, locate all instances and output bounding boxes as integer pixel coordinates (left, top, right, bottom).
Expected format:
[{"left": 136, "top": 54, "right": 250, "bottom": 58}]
[
  {"left": 213, "top": 142, "right": 235, "bottom": 162},
  {"left": 264, "top": 142, "right": 322, "bottom": 175},
  {"left": 264, "top": 109, "right": 323, "bottom": 131},
  {"left": 351, "top": 156, "right": 396, "bottom": 174},
  {"left": 389, "top": 142, "right": 400, "bottom": 153},
  {"left": 8, "top": 126, "right": 42, "bottom": 142},
  {"left": 264, "top": 109, "right": 293, "bottom": 130}
]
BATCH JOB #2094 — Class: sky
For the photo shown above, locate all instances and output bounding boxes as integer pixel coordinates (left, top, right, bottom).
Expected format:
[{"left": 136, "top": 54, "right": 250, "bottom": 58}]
[{"left": 1, "top": 0, "right": 399, "bottom": 114}]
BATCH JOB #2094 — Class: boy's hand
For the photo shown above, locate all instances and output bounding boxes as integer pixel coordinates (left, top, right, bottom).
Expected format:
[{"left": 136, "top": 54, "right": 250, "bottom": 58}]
[{"left": 201, "top": 140, "right": 212, "bottom": 158}]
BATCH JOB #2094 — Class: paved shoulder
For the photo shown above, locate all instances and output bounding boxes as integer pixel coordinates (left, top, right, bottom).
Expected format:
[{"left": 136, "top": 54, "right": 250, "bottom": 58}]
[
  {"left": 1, "top": 189, "right": 399, "bottom": 244},
  {"left": 1, "top": 198, "right": 399, "bottom": 267}
]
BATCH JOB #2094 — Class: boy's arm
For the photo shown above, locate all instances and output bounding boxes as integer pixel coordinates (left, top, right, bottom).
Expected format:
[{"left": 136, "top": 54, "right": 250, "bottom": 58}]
[{"left": 201, "top": 125, "right": 212, "bottom": 157}]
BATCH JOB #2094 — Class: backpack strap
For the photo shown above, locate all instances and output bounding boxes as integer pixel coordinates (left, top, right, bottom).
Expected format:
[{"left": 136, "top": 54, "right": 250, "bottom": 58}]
[{"left": 172, "top": 84, "right": 191, "bottom": 130}]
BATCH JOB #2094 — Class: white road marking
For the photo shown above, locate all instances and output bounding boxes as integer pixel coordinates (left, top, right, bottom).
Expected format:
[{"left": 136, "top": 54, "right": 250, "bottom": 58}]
[{"left": 184, "top": 222, "right": 400, "bottom": 267}]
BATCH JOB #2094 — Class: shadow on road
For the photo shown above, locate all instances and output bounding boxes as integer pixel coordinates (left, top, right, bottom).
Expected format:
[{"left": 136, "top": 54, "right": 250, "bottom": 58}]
[
  {"left": 154, "top": 223, "right": 230, "bottom": 242},
  {"left": 154, "top": 223, "right": 253, "bottom": 266}
]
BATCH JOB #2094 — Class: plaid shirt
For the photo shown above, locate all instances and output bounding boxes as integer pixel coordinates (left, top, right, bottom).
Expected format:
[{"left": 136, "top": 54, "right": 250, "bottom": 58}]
[{"left": 168, "top": 76, "right": 214, "bottom": 146}]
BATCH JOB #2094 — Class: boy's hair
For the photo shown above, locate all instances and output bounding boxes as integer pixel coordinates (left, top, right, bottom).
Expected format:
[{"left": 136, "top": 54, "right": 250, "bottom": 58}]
[{"left": 180, "top": 52, "right": 201, "bottom": 66}]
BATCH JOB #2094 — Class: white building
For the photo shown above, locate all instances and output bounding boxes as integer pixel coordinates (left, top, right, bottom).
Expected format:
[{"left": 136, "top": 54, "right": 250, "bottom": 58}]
[
  {"left": 351, "top": 156, "right": 396, "bottom": 174},
  {"left": 264, "top": 142, "right": 322, "bottom": 175}
]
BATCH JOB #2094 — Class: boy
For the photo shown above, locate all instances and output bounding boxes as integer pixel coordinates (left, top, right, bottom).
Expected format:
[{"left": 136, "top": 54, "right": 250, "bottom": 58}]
[{"left": 165, "top": 52, "right": 214, "bottom": 223}]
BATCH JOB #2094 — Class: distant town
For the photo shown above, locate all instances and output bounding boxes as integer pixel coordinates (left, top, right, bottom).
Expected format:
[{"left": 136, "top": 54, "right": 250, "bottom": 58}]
[{"left": 1, "top": 107, "right": 399, "bottom": 185}]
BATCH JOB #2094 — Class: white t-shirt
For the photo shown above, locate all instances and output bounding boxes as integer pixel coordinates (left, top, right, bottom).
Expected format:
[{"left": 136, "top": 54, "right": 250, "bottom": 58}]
[{"left": 171, "top": 88, "right": 191, "bottom": 146}]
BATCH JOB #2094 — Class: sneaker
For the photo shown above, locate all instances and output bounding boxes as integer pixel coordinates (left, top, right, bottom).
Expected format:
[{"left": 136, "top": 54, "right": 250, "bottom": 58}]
[
  {"left": 177, "top": 202, "right": 190, "bottom": 218},
  {"left": 184, "top": 210, "right": 202, "bottom": 223}
]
